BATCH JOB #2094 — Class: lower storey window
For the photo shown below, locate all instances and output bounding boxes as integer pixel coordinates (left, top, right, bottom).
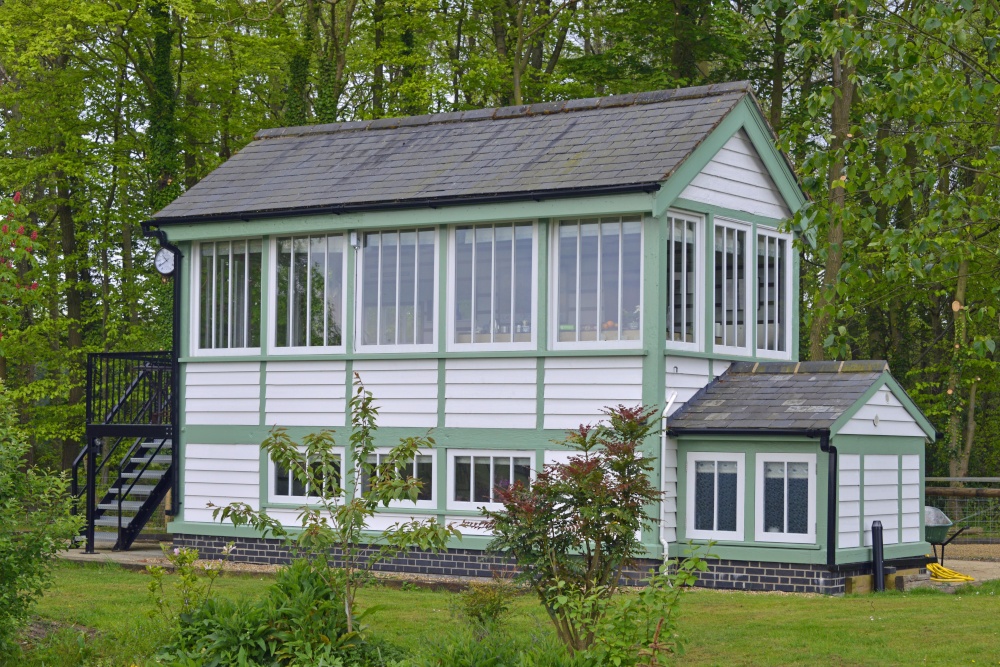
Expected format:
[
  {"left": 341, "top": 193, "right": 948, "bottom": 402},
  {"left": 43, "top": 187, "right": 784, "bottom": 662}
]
[
  {"left": 449, "top": 451, "right": 532, "bottom": 509},
  {"left": 686, "top": 452, "right": 744, "bottom": 540},
  {"left": 359, "top": 450, "right": 435, "bottom": 507},
  {"left": 272, "top": 452, "right": 341, "bottom": 501},
  {"left": 755, "top": 454, "right": 815, "bottom": 543}
]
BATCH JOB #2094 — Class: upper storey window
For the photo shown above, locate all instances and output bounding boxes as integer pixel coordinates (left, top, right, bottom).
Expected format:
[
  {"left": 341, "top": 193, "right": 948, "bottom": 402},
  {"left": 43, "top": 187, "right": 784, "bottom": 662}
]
[
  {"left": 713, "top": 219, "right": 750, "bottom": 353},
  {"left": 274, "top": 234, "right": 345, "bottom": 349},
  {"left": 666, "top": 212, "right": 701, "bottom": 349},
  {"left": 359, "top": 228, "right": 436, "bottom": 349},
  {"left": 756, "top": 231, "right": 790, "bottom": 356},
  {"left": 452, "top": 222, "right": 534, "bottom": 347},
  {"left": 197, "top": 240, "right": 262, "bottom": 350},
  {"left": 554, "top": 216, "right": 642, "bottom": 346}
]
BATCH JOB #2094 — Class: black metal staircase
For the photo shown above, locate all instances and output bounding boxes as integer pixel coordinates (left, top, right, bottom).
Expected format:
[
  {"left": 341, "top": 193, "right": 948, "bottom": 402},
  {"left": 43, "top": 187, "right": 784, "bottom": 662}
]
[{"left": 73, "top": 352, "right": 176, "bottom": 552}]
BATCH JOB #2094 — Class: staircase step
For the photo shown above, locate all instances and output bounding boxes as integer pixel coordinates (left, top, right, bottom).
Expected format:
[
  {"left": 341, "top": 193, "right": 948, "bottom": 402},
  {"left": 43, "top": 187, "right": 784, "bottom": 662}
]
[
  {"left": 121, "top": 469, "right": 166, "bottom": 480},
  {"left": 108, "top": 484, "right": 155, "bottom": 496},
  {"left": 94, "top": 516, "right": 133, "bottom": 528},
  {"left": 131, "top": 455, "right": 172, "bottom": 465},
  {"left": 97, "top": 501, "right": 146, "bottom": 511}
]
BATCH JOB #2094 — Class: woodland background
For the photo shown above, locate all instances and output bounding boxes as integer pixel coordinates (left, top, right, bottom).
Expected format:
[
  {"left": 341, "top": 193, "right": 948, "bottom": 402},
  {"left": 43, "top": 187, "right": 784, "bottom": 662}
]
[{"left": 0, "top": 0, "right": 997, "bottom": 478}]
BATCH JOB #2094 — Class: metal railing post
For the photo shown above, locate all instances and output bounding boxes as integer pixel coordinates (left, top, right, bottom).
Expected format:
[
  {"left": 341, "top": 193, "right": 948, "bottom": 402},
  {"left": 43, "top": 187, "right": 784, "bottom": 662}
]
[{"left": 85, "top": 438, "right": 97, "bottom": 554}]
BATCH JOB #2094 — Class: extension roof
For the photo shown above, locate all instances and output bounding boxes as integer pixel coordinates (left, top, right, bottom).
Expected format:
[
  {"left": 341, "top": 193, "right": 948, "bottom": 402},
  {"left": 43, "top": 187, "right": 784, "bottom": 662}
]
[
  {"left": 153, "top": 82, "right": 758, "bottom": 223},
  {"left": 666, "top": 361, "right": 920, "bottom": 433}
]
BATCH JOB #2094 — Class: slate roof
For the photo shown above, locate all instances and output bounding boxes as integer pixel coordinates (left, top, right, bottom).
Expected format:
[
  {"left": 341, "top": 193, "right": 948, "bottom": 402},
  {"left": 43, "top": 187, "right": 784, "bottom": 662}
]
[
  {"left": 153, "top": 82, "right": 756, "bottom": 223},
  {"left": 666, "top": 361, "right": 891, "bottom": 432}
]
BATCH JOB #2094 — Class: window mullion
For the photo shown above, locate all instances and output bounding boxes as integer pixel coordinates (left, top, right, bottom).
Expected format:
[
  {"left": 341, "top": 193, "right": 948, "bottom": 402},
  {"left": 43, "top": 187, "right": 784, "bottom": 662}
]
[
  {"left": 575, "top": 223, "right": 582, "bottom": 342},
  {"left": 471, "top": 227, "right": 477, "bottom": 343},
  {"left": 395, "top": 232, "right": 402, "bottom": 345},
  {"left": 509, "top": 226, "right": 515, "bottom": 343},
  {"left": 617, "top": 220, "right": 623, "bottom": 339},
  {"left": 490, "top": 225, "right": 497, "bottom": 343}
]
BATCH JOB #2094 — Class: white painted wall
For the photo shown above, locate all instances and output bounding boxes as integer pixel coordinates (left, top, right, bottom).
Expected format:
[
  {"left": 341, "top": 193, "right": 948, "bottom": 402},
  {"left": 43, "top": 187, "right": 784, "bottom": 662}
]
[
  {"left": 183, "top": 443, "right": 259, "bottom": 522},
  {"left": 679, "top": 129, "right": 791, "bottom": 220},
  {"left": 838, "top": 386, "right": 926, "bottom": 437},
  {"left": 185, "top": 362, "right": 260, "bottom": 426},
  {"left": 542, "top": 356, "right": 643, "bottom": 430},
  {"left": 662, "top": 356, "right": 711, "bottom": 544},
  {"left": 901, "top": 454, "right": 921, "bottom": 543},
  {"left": 265, "top": 361, "right": 347, "bottom": 427},
  {"left": 353, "top": 359, "right": 438, "bottom": 427},
  {"left": 863, "top": 454, "right": 900, "bottom": 546},
  {"left": 838, "top": 454, "right": 862, "bottom": 549},
  {"left": 445, "top": 358, "right": 536, "bottom": 428}
]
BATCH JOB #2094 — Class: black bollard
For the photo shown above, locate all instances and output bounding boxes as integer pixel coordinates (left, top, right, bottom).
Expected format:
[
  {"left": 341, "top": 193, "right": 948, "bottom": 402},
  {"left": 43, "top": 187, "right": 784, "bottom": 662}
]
[{"left": 871, "top": 520, "right": 885, "bottom": 592}]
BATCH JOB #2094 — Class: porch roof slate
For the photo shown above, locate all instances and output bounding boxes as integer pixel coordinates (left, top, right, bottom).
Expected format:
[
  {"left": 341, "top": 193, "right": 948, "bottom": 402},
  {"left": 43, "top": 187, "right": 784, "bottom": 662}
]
[
  {"left": 666, "top": 361, "right": 890, "bottom": 433},
  {"left": 152, "top": 82, "right": 755, "bottom": 223}
]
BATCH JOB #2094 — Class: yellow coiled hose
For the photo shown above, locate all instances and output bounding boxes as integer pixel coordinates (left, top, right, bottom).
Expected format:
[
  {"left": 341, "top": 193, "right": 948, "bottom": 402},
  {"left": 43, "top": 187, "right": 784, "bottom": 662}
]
[{"left": 927, "top": 562, "right": 974, "bottom": 583}]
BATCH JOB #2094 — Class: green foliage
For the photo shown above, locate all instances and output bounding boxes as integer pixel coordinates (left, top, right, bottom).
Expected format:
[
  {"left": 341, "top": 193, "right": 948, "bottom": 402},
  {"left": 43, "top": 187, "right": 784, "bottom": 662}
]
[
  {"left": 213, "top": 376, "right": 460, "bottom": 633},
  {"left": 457, "top": 573, "right": 520, "bottom": 628},
  {"left": 0, "top": 386, "right": 82, "bottom": 654},
  {"left": 483, "top": 405, "right": 667, "bottom": 654},
  {"left": 399, "top": 625, "right": 583, "bottom": 667},
  {"left": 147, "top": 543, "right": 233, "bottom": 622}
]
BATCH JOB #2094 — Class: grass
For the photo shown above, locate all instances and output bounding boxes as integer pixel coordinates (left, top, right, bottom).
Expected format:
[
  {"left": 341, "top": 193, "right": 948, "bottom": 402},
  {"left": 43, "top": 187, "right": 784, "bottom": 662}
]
[{"left": 12, "top": 561, "right": 1000, "bottom": 666}]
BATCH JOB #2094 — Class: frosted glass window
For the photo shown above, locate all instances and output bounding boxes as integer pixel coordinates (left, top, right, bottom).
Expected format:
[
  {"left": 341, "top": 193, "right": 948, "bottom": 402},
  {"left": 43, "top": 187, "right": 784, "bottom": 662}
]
[
  {"left": 756, "top": 454, "right": 815, "bottom": 543},
  {"left": 360, "top": 229, "right": 436, "bottom": 346},
  {"left": 450, "top": 451, "right": 533, "bottom": 508},
  {"left": 454, "top": 222, "right": 533, "bottom": 344},
  {"left": 272, "top": 453, "right": 340, "bottom": 500},
  {"left": 692, "top": 458, "right": 740, "bottom": 535},
  {"left": 666, "top": 215, "right": 699, "bottom": 345},
  {"left": 714, "top": 221, "right": 748, "bottom": 349},
  {"left": 275, "top": 234, "right": 344, "bottom": 347},
  {"left": 359, "top": 451, "right": 433, "bottom": 503},
  {"left": 198, "top": 239, "right": 262, "bottom": 349},
  {"left": 756, "top": 233, "right": 788, "bottom": 353},
  {"left": 556, "top": 216, "right": 642, "bottom": 343}
]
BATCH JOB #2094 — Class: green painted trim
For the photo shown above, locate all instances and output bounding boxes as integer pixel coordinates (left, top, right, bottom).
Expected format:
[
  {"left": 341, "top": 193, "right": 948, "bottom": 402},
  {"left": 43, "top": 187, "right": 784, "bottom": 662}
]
[
  {"left": 161, "top": 194, "right": 656, "bottom": 242},
  {"left": 535, "top": 219, "right": 549, "bottom": 430},
  {"left": 703, "top": 212, "right": 714, "bottom": 355},
  {"left": 828, "top": 373, "right": 936, "bottom": 439},
  {"left": 437, "top": 359, "right": 447, "bottom": 428},
  {"left": 259, "top": 443, "right": 269, "bottom": 510},
  {"left": 835, "top": 542, "right": 931, "bottom": 564},
  {"left": 259, "top": 235, "right": 270, "bottom": 355},
  {"left": 437, "top": 223, "right": 448, "bottom": 427},
  {"left": 176, "top": 362, "right": 188, "bottom": 523},
  {"left": 168, "top": 520, "right": 267, "bottom": 538},
  {"left": 653, "top": 97, "right": 806, "bottom": 219},
  {"left": 179, "top": 241, "right": 193, "bottom": 358},
  {"left": 672, "top": 198, "right": 785, "bottom": 229},
  {"left": 833, "top": 434, "right": 927, "bottom": 452},
  {"left": 668, "top": 542, "right": 826, "bottom": 564},
  {"left": 344, "top": 237, "right": 356, "bottom": 352}
]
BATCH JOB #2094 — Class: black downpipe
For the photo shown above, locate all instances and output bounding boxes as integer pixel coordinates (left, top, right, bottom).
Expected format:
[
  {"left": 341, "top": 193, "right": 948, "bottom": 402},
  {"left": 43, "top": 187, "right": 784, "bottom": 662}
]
[
  {"left": 818, "top": 431, "right": 838, "bottom": 567},
  {"left": 141, "top": 222, "right": 182, "bottom": 517},
  {"left": 871, "top": 520, "right": 885, "bottom": 592}
]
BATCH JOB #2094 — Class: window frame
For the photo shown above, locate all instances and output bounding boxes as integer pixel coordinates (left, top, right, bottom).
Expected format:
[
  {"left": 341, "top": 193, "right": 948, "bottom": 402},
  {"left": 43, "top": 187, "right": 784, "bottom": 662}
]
[
  {"left": 664, "top": 210, "right": 704, "bottom": 352},
  {"left": 356, "top": 447, "right": 438, "bottom": 509},
  {"left": 354, "top": 227, "right": 440, "bottom": 353},
  {"left": 685, "top": 451, "right": 745, "bottom": 541},
  {"left": 267, "top": 447, "right": 346, "bottom": 505},
  {"left": 549, "top": 215, "right": 645, "bottom": 350},
  {"left": 191, "top": 238, "right": 263, "bottom": 357},
  {"left": 712, "top": 217, "right": 753, "bottom": 356},
  {"left": 754, "top": 452, "right": 817, "bottom": 544},
  {"left": 446, "top": 449, "right": 535, "bottom": 512},
  {"left": 447, "top": 221, "right": 538, "bottom": 351},
  {"left": 754, "top": 227, "right": 794, "bottom": 360},
  {"left": 267, "top": 234, "right": 348, "bottom": 354}
]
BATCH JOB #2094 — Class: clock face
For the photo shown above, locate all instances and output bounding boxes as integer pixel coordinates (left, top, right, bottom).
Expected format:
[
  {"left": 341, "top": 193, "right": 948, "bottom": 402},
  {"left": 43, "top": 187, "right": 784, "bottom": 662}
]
[{"left": 154, "top": 248, "right": 175, "bottom": 275}]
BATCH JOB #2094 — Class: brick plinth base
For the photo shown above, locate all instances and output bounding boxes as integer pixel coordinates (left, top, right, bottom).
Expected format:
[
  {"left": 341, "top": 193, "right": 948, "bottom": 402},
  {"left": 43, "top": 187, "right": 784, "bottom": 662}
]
[{"left": 172, "top": 534, "right": 923, "bottom": 594}]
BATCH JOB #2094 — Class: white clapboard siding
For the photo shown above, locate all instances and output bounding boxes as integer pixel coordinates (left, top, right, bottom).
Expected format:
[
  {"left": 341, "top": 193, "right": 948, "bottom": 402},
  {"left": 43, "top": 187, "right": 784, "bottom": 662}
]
[
  {"left": 185, "top": 362, "right": 260, "bottom": 426},
  {"left": 353, "top": 359, "right": 438, "bottom": 427},
  {"left": 713, "top": 360, "right": 731, "bottom": 377},
  {"left": 863, "top": 454, "right": 900, "bottom": 546},
  {"left": 901, "top": 454, "right": 922, "bottom": 543},
  {"left": 838, "top": 454, "right": 862, "bottom": 548},
  {"left": 184, "top": 443, "right": 259, "bottom": 522},
  {"left": 543, "top": 357, "right": 643, "bottom": 430},
  {"left": 445, "top": 358, "right": 537, "bottom": 428},
  {"left": 265, "top": 361, "right": 347, "bottom": 427},
  {"left": 838, "top": 386, "right": 926, "bottom": 437},
  {"left": 679, "top": 129, "right": 791, "bottom": 220},
  {"left": 662, "top": 436, "right": 679, "bottom": 544},
  {"left": 665, "top": 357, "right": 710, "bottom": 410}
]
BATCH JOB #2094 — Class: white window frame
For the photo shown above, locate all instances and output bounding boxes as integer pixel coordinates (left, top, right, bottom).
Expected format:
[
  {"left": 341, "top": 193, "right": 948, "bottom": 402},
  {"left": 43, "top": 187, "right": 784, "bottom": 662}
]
[
  {"left": 754, "top": 228, "right": 793, "bottom": 360},
  {"left": 354, "top": 227, "right": 439, "bottom": 353},
  {"left": 267, "top": 447, "right": 345, "bottom": 505},
  {"left": 446, "top": 449, "right": 535, "bottom": 512},
  {"left": 356, "top": 448, "right": 438, "bottom": 509},
  {"left": 754, "top": 452, "right": 816, "bottom": 544},
  {"left": 712, "top": 217, "right": 753, "bottom": 356},
  {"left": 664, "top": 210, "right": 704, "bottom": 352},
  {"left": 549, "top": 215, "right": 644, "bottom": 350},
  {"left": 685, "top": 451, "right": 745, "bottom": 541},
  {"left": 191, "top": 238, "right": 263, "bottom": 357},
  {"left": 268, "top": 234, "right": 348, "bottom": 354},
  {"left": 447, "top": 221, "right": 538, "bottom": 351}
]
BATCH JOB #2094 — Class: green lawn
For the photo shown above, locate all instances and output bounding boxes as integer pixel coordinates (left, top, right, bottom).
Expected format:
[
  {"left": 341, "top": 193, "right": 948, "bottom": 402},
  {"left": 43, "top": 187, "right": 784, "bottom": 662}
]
[{"left": 15, "top": 562, "right": 1000, "bottom": 666}]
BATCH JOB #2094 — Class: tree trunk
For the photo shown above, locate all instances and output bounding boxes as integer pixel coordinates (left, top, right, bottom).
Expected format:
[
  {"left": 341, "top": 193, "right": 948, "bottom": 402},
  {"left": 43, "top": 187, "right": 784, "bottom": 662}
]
[
  {"left": 372, "top": 0, "right": 384, "bottom": 117},
  {"left": 769, "top": 4, "right": 787, "bottom": 131},
  {"left": 946, "top": 258, "right": 970, "bottom": 480},
  {"left": 58, "top": 179, "right": 84, "bottom": 470}
]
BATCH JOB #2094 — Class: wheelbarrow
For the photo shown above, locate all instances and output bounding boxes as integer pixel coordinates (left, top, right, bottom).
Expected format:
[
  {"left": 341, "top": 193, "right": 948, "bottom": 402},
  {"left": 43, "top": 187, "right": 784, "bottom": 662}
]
[{"left": 925, "top": 506, "right": 978, "bottom": 566}]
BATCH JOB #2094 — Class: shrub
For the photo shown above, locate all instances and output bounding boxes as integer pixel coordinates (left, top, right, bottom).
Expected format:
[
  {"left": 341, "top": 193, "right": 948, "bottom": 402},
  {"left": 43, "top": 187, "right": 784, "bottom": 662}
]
[
  {"left": 457, "top": 572, "right": 519, "bottom": 628},
  {"left": 402, "top": 625, "right": 585, "bottom": 667},
  {"left": 0, "top": 386, "right": 82, "bottom": 655}
]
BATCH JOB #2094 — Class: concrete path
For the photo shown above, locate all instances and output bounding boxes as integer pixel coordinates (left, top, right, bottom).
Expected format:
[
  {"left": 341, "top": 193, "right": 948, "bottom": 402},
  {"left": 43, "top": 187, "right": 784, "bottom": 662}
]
[{"left": 59, "top": 546, "right": 167, "bottom": 571}]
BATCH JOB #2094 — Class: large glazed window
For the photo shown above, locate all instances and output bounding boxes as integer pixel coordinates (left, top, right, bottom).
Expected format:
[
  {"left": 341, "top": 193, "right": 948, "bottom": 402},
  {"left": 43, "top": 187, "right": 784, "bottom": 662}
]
[
  {"left": 275, "top": 234, "right": 345, "bottom": 348},
  {"left": 359, "top": 229, "right": 436, "bottom": 347},
  {"left": 448, "top": 450, "right": 533, "bottom": 510},
  {"left": 686, "top": 452, "right": 744, "bottom": 540},
  {"left": 666, "top": 213, "right": 700, "bottom": 347},
  {"left": 713, "top": 220, "right": 749, "bottom": 351},
  {"left": 755, "top": 453, "right": 815, "bottom": 543},
  {"left": 453, "top": 222, "right": 534, "bottom": 345},
  {"left": 198, "top": 240, "right": 262, "bottom": 349},
  {"left": 555, "top": 216, "right": 642, "bottom": 344},
  {"left": 358, "top": 449, "right": 436, "bottom": 509},
  {"left": 270, "top": 451, "right": 342, "bottom": 503},
  {"left": 756, "top": 232, "right": 789, "bottom": 355}
]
